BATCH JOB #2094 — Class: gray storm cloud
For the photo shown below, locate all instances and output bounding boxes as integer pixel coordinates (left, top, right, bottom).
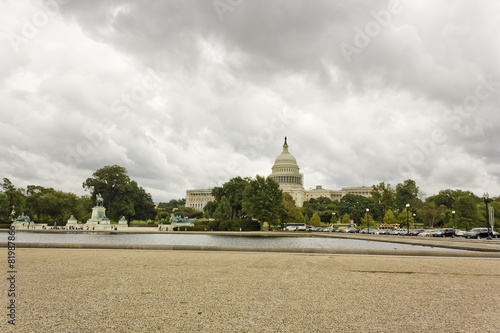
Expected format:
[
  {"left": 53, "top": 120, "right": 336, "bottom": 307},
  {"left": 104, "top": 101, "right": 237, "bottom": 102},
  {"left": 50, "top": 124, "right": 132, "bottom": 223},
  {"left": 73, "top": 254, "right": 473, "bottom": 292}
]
[{"left": 1, "top": 0, "right": 499, "bottom": 201}]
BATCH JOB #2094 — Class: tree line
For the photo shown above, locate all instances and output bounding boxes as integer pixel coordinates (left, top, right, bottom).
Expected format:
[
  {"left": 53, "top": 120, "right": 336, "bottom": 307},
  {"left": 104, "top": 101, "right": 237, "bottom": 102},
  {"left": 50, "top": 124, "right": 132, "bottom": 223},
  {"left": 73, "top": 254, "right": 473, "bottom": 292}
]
[
  {"left": 2, "top": 165, "right": 498, "bottom": 231},
  {"left": 204, "top": 177, "right": 499, "bottom": 231},
  {"left": 0, "top": 165, "right": 157, "bottom": 225}
]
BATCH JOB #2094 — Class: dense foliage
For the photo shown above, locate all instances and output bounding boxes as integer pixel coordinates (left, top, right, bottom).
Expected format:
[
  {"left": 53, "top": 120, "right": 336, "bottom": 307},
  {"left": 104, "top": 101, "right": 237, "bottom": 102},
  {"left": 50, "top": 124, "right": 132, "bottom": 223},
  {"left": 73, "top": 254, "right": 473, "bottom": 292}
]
[
  {"left": 83, "top": 165, "right": 156, "bottom": 222},
  {"left": 2, "top": 168, "right": 498, "bottom": 232}
]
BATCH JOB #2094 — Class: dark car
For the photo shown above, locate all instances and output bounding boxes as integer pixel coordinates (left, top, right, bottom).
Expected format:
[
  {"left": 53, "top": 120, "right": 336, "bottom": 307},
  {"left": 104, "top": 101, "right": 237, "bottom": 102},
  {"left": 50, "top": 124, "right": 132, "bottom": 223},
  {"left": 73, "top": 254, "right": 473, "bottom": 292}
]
[
  {"left": 433, "top": 228, "right": 455, "bottom": 238},
  {"left": 408, "top": 229, "right": 425, "bottom": 236},
  {"left": 464, "top": 228, "right": 490, "bottom": 239}
]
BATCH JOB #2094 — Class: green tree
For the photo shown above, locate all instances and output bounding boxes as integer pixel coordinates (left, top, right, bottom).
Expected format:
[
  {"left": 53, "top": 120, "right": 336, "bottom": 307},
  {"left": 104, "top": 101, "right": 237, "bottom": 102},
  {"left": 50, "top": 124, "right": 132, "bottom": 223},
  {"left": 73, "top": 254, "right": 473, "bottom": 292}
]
[
  {"left": 1, "top": 178, "right": 25, "bottom": 221},
  {"left": 128, "top": 181, "right": 156, "bottom": 221},
  {"left": 25, "top": 185, "right": 53, "bottom": 222},
  {"left": 339, "top": 194, "right": 378, "bottom": 224},
  {"left": 214, "top": 196, "right": 232, "bottom": 220},
  {"left": 395, "top": 179, "right": 421, "bottom": 211},
  {"left": 83, "top": 165, "right": 130, "bottom": 219},
  {"left": 242, "top": 175, "right": 283, "bottom": 231},
  {"left": 0, "top": 192, "right": 10, "bottom": 223},
  {"left": 83, "top": 165, "right": 156, "bottom": 221},
  {"left": 419, "top": 202, "right": 444, "bottom": 228},
  {"left": 40, "top": 190, "right": 80, "bottom": 224},
  {"left": 383, "top": 210, "right": 398, "bottom": 225},
  {"left": 203, "top": 201, "right": 218, "bottom": 218},
  {"left": 212, "top": 176, "right": 251, "bottom": 219},
  {"left": 75, "top": 195, "right": 93, "bottom": 221},
  {"left": 310, "top": 213, "right": 321, "bottom": 227},
  {"left": 302, "top": 197, "right": 339, "bottom": 222},
  {"left": 157, "top": 199, "right": 186, "bottom": 213},
  {"left": 426, "top": 189, "right": 480, "bottom": 210},
  {"left": 341, "top": 213, "right": 350, "bottom": 225},
  {"left": 455, "top": 195, "right": 479, "bottom": 230},
  {"left": 397, "top": 209, "right": 415, "bottom": 229},
  {"left": 281, "top": 193, "right": 305, "bottom": 226},
  {"left": 371, "top": 182, "right": 395, "bottom": 212},
  {"left": 360, "top": 212, "right": 375, "bottom": 228}
]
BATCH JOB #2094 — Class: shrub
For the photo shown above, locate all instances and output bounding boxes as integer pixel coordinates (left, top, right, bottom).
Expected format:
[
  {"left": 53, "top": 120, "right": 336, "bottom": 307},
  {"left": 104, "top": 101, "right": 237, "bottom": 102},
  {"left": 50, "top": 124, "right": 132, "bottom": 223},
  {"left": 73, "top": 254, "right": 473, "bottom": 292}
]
[
  {"left": 172, "top": 225, "right": 209, "bottom": 231},
  {"left": 208, "top": 219, "right": 220, "bottom": 231},
  {"left": 235, "top": 219, "right": 260, "bottom": 231},
  {"left": 219, "top": 220, "right": 233, "bottom": 231}
]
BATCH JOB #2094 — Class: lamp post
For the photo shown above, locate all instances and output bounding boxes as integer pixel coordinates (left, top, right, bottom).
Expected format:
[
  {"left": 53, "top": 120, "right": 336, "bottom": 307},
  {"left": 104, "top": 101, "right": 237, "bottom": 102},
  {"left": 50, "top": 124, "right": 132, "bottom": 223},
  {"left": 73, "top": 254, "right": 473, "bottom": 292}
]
[
  {"left": 483, "top": 193, "right": 492, "bottom": 240},
  {"left": 413, "top": 213, "right": 416, "bottom": 230},
  {"left": 366, "top": 208, "right": 370, "bottom": 234},
  {"left": 451, "top": 210, "right": 456, "bottom": 229},
  {"left": 405, "top": 204, "right": 410, "bottom": 235}
]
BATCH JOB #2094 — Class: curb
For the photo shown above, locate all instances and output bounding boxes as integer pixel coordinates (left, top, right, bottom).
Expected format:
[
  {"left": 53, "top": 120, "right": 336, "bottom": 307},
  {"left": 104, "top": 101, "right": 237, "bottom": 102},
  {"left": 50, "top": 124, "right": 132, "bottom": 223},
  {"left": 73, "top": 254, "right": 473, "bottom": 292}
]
[{"left": 2, "top": 242, "right": 500, "bottom": 258}]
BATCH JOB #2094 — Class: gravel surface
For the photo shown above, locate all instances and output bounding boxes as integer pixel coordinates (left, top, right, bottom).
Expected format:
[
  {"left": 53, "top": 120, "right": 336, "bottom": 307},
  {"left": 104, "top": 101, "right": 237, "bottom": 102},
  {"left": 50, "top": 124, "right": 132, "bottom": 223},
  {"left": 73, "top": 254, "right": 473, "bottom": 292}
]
[{"left": 2, "top": 249, "right": 500, "bottom": 332}]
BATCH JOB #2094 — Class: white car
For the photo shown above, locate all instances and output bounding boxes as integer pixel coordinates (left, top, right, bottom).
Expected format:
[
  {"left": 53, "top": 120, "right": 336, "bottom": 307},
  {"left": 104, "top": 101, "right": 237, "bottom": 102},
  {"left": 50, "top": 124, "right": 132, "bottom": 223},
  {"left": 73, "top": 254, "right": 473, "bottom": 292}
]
[{"left": 418, "top": 229, "right": 436, "bottom": 237}]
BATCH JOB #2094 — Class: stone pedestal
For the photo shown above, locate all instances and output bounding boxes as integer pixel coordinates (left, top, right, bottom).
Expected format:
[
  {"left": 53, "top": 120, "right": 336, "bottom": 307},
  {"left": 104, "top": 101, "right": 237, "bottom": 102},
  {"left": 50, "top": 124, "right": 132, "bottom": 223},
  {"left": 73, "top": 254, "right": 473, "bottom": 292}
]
[
  {"left": 11, "top": 212, "right": 34, "bottom": 229},
  {"left": 11, "top": 221, "right": 34, "bottom": 229},
  {"left": 89, "top": 206, "right": 106, "bottom": 221},
  {"left": 86, "top": 205, "right": 112, "bottom": 230},
  {"left": 66, "top": 215, "right": 78, "bottom": 229},
  {"left": 118, "top": 216, "right": 128, "bottom": 229}
]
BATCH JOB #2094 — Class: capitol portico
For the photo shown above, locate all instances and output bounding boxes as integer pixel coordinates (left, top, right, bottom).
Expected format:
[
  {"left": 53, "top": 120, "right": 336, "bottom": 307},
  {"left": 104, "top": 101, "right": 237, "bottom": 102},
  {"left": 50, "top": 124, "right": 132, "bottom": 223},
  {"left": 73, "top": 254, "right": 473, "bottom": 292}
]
[{"left": 186, "top": 137, "right": 371, "bottom": 210}]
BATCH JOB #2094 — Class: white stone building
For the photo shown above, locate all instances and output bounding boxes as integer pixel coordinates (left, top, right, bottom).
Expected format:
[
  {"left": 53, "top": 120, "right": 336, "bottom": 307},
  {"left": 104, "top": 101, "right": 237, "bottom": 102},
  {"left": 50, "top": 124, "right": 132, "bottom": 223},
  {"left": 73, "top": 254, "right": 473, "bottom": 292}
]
[
  {"left": 269, "top": 137, "right": 371, "bottom": 206},
  {"left": 185, "top": 189, "right": 214, "bottom": 211},
  {"left": 186, "top": 137, "right": 371, "bottom": 210}
]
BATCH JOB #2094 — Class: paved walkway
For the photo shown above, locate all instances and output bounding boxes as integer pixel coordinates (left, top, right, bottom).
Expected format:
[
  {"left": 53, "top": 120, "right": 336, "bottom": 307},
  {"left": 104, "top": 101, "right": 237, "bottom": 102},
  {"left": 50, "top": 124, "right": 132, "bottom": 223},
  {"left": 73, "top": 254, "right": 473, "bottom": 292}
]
[{"left": 2, "top": 248, "right": 499, "bottom": 332}]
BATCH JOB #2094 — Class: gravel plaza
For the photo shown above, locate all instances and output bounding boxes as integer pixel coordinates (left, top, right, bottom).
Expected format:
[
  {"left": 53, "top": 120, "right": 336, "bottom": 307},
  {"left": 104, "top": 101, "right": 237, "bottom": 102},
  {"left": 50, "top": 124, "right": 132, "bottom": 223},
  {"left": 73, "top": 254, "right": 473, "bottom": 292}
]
[{"left": 2, "top": 247, "right": 499, "bottom": 332}]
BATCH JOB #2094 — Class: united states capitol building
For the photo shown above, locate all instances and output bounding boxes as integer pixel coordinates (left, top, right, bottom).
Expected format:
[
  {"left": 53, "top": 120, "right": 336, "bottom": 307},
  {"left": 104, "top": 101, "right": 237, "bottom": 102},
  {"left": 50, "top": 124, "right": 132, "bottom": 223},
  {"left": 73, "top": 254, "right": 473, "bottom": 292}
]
[{"left": 186, "top": 138, "right": 371, "bottom": 211}]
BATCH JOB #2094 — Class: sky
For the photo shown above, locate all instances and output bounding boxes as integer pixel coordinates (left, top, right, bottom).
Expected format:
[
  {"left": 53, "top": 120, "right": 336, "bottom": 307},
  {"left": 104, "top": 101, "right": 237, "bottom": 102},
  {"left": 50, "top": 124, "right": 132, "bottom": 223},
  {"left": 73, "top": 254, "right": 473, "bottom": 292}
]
[{"left": 1, "top": 0, "right": 499, "bottom": 202}]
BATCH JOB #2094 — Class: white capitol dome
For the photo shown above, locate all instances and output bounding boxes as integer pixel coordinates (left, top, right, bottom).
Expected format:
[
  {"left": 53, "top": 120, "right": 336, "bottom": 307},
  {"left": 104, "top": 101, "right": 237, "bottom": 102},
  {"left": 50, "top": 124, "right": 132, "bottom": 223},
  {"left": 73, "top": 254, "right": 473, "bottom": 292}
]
[
  {"left": 269, "top": 137, "right": 303, "bottom": 188},
  {"left": 186, "top": 137, "right": 372, "bottom": 210}
]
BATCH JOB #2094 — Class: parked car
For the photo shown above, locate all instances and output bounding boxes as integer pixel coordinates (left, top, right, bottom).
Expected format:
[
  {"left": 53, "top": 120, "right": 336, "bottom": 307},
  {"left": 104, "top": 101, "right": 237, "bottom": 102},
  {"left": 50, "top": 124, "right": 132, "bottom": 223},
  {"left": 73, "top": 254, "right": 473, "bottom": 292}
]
[
  {"left": 393, "top": 229, "right": 409, "bottom": 235},
  {"left": 464, "top": 228, "right": 490, "bottom": 239},
  {"left": 433, "top": 228, "right": 455, "bottom": 238},
  {"left": 408, "top": 229, "right": 425, "bottom": 236},
  {"left": 418, "top": 229, "right": 436, "bottom": 237},
  {"left": 390, "top": 229, "right": 404, "bottom": 235},
  {"left": 454, "top": 229, "right": 465, "bottom": 237},
  {"left": 344, "top": 227, "right": 359, "bottom": 233}
]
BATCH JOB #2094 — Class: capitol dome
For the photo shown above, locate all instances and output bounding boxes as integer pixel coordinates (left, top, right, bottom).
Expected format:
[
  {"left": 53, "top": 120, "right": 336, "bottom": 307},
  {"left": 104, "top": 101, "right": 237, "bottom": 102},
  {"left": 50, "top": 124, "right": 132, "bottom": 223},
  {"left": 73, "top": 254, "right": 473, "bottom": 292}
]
[
  {"left": 269, "top": 137, "right": 303, "bottom": 188},
  {"left": 273, "top": 145, "right": 298, "bottom": 165}
]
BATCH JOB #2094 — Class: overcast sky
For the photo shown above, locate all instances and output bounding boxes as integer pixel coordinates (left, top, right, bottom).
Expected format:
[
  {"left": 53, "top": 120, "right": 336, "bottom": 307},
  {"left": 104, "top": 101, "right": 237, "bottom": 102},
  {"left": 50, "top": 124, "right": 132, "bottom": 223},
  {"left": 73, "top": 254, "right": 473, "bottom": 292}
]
[{"left": 1, "top": 0, "right": 499, "bottom": 202}]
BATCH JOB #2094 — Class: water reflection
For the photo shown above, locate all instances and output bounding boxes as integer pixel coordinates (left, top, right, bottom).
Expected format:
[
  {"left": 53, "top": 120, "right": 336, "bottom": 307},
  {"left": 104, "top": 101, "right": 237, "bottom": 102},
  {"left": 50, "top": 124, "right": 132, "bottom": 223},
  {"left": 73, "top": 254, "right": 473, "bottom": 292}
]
[{"left": 15, "top": 232, "right": 464, "bottom": 252}]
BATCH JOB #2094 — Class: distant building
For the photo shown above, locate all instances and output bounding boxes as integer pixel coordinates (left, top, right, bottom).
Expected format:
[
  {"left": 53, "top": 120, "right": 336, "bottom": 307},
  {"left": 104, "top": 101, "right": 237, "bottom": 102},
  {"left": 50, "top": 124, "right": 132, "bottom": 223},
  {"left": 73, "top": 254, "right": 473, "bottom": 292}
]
[
  {"left": 269, "top": 137, "right": 371, "bottom": 206},
  {"left": 186, "top": 137, "right": 371, "bottom": 211},
  {"left": 185, "top": 189, "right": 214, "bottom": 211}
]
